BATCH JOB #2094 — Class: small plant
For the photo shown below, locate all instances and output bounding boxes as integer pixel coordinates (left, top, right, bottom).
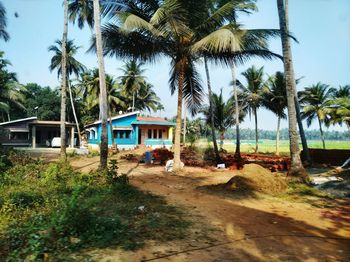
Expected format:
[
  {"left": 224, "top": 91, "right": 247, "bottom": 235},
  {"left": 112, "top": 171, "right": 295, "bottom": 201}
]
[
  {"left": 8, "top": 191, "right": 44, "bottom": 208},
  {"left": 106, "top": 159, "right": 129, "bottom": 185}
]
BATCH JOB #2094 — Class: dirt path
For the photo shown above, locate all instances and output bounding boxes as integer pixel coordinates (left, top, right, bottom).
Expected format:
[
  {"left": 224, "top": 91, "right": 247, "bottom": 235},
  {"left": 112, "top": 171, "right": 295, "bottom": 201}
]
[{"left": 71, "top": 159, "right": 350, "bottom": 261}]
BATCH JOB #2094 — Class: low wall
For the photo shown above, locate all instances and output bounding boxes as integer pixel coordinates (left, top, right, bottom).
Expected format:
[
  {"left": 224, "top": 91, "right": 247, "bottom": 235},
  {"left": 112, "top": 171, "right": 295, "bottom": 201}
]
[{"left": 301, "top": 149, "right": 350, "bottom": 166}]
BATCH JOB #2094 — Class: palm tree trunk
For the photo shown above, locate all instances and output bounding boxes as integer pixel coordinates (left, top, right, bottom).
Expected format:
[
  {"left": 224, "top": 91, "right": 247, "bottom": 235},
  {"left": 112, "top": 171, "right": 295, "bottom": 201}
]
[
  {"left": 93, "top": 0, "right": 108, "bottom": 169},
  {"left": 60, "top": 0, "right": 68, "bottom": 160},
  {"left": 220, "top": 131, "right": 225, "bottom": 151},
  {"left": 276, "top": 116, "right": 281, "bottom": 156},
  {"left": 109, "top": 106, "right": 116, "bottom": 149},
  {"left": 317, "top": 116, "right": 326, "bottom": 149},
  {"left": 295, "top": 96, "right": 312, "bottom": 163},
  {"left": 132, "top": 92, "right": 135, "bottom": 111},
  {"left": 204, "top": 58, "right": 221, "bottom": 163},
  {"left": 277, "top": 0, "right": 308, "bottom": 182},
  {"left": 7, "top": 112, "right": 10, "bottom": 121},
  {"left": 183, "top": 100, "right": 186, "bottom": 145},
  {"left": 173, "top": 64, "right": 184, "bottom": 170},
  {"left": 68, "top": 80, "right": 81, "bottom": 147},
  {"left": 231, "top": 62, "right": 241, "bottom": 160},
  {"left": 254, "top": 108, "right": 258, "bottom": 153}
]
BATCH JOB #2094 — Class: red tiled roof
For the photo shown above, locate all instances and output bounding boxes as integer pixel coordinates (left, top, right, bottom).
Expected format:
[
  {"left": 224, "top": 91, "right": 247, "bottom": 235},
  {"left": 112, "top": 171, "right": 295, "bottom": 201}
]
[{"left": 137, "top": 116, "right": 168, "bottom": 122}]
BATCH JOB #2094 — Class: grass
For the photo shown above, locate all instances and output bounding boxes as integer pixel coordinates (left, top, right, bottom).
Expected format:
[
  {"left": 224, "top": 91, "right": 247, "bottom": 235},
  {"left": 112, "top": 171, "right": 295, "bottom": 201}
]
[
  {"left": 195, "top": 139, "right": 350, "bottom": 155},
  {"left": 0, "top": 152, "right": 191, "bottom": 260},
  {"left": 274, "top": 183, "right": 336, "bottom": 208}
]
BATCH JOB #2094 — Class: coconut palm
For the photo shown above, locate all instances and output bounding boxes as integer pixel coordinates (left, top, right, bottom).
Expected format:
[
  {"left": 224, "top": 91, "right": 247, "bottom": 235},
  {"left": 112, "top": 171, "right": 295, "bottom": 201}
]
[
  {"left": 0, "top": 1, "right": 9, "bottom": 42},
  {"left": 119, "top": 60, "right": 147, "bottom": 111},
  {"left": 68, "top": 0, "right": 94, "bottom": 29},
  {"left": 263, "top": 72, "right": 287, "bottom": 155},
  {"left": 277, "top": 0, "right": 308, "bottom": 182},
  {"left": 0, "top": 53, "right": 26, "bottom": 121},
  {"left": 98, "top": 0, "right": 281, "bottom": 168},
  {"left": 326, "top": 85, "right": 350, "bottom": 135},
  {"left": 237, "top": 66, "right": 266, "bottom": 153},
  {"left": 298, "top": 83, "right": 333, "bottom": 149},
  {"left": 59, "top": 0, "right": 69, "bottom": 159},
  {"left": 48, "top": 39, "right": 86, "bottom": 146},
  {"left": 202, "top": 89, "right": 235, "bottom": 150}
]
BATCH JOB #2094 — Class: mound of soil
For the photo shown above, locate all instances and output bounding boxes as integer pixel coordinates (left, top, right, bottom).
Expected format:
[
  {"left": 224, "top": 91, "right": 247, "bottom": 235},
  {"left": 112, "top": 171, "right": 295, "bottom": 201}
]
[
  {"left": 225, "top": 164, "right": 288, "bottom": 194},
  {"left": 181, "top": 147, "right": 207, "bottom": 167}
]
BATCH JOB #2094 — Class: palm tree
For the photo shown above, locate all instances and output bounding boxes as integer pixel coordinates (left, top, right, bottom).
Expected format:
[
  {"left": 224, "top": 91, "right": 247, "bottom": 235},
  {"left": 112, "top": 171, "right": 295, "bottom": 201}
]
[
  {"left": 237, "top": 66, "right": 266, "bottom": 153},
  {"left": 202, "top": 89, "right": 235, "bottom": 150},
  {"left": 298, "top": 83, "right": 332, "bottom": 149},
  {"left": 119, "top": 60, "right": 146, "bottom": 111},
  {"left": 263, "top": 72, "right": 287, "bottom": 155},
  {"left": 98, "top": 0, "right": 280, "bottom": 169},
  {"left": 60, "top": 0, "right": 69, "bottom": 159},
  {"left": 0, "top": 53, "right": 26, "bottom": 121},
  {"left": 48, "top": 39, "right": 86, "bottom": 146},
  {"left": 327, "top": 85, "right": 350, "bottom": 134},
  {"left": 0, "top": 1, "right": 9, "bottom": 42},
  {"left": 277, "top": 0, "right": 308, "bottom": 182},
  {"left": 68, "top": 0, "right": 94, "bottom": 29}
]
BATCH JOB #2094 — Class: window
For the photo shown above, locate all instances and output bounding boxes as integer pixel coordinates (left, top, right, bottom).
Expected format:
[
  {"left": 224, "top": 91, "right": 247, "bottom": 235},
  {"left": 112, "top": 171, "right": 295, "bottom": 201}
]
[
  {"left": 148, "top": 129, "right": 152, "bottom": 138},
  {"left": 125, "top": 130, "right": 131, "bottom": 139},
  {"left": 159, "top": 129, "right": 163, "bottom": 139},
  {"left": 153, "top": 129, "right": 157, "bottom": 139}
]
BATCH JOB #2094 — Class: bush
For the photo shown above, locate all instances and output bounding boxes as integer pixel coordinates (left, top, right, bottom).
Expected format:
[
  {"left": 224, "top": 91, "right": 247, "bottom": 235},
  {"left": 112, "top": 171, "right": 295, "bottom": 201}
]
[{"left": 8, "top": 191, "right": 44, "bottom": 208}]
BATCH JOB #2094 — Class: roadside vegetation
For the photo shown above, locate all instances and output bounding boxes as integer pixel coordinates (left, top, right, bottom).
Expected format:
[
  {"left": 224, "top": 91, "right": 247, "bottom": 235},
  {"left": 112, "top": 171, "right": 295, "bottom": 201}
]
[{"left": 0, "top": 149, "right": 191, "bottom": 260}]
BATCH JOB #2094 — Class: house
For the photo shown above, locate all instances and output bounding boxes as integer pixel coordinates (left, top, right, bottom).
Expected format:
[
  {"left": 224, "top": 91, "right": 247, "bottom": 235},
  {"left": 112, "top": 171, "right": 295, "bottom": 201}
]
[
  {"left": 85, "top": 111, "right": 175, "bottom": 149},
  {"left": 0, "top": 117, "right": 76, "bottom": 148}
]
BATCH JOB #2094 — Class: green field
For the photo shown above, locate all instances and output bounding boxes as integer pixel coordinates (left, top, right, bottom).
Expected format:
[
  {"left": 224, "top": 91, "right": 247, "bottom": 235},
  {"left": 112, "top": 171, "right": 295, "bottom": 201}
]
[{"left": 196, "top": 139, "right": 350, "bottom": 155}]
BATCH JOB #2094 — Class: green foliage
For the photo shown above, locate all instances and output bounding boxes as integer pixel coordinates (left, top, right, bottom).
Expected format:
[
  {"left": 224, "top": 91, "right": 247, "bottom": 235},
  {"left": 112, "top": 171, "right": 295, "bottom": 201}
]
[{"left": 0, "top": 159, "right": 190, "bottom": 260}]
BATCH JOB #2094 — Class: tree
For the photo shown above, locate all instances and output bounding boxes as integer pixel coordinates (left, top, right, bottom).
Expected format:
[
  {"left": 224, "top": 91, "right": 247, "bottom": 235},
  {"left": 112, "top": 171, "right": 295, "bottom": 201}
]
[
  {"left": 119, "top": 60, "right": 146, "bottom": 111},
  {"left": 202, "top": 89, "right": 235, "bottom": 150},
  {"left": 299, "top": 83, "right": 333, "bottom": 149},
  {"left": 98, "top": 0, "right": 280, "bottom": 169},
  {"left": 327, "top": 85, "right": 350, "bottom": 135},
  {"left": 263, "top": 72, "right": 287, "bottom": 155},
  {"left": 0, "top": 52, "right": 26, "bottom": 121},
  {"left": 48, "top": 39, "right": 86, "bottom": 146},
  {"left": 60, "top": 0, "right": 69, "bottom": 159},
  {"left": 277, "top": 0, "right": 308, "bottom": 182},
  {"left": 237, "top": 66, "right": 266, "bottom": 153},
  {"left": 0, "top": 1, "right": 9, "bottom": 42}
]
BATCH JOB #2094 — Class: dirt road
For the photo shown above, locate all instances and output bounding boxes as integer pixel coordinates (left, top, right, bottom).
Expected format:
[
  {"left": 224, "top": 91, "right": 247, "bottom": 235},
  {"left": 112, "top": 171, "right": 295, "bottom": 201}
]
[{"left": 71, "top": 158, "right": 350, "bottom": 261}]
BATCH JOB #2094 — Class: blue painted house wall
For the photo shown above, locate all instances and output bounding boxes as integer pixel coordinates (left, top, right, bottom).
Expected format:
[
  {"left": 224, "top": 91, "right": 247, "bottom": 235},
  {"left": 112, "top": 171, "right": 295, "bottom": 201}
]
[
  {"left": 87, "top": 114, "right": 137, "bottom": 146},
  {"left": 85, "top": 112, "right": 175, "bottom": 149}
]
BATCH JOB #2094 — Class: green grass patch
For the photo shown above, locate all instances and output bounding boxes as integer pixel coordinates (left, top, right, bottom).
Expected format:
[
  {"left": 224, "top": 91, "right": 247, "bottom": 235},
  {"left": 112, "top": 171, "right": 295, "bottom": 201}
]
[
  {"left": 275, "top": 182, "right": 336, "bottom": 208},
  {"left": 0, "top": 156, "right": 191, "bottom": 260}
]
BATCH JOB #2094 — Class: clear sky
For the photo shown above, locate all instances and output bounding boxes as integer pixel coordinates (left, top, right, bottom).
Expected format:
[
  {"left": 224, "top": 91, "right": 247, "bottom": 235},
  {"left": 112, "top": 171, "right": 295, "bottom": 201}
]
[{"left": 1, "top": 0, "right": 350, "bottom": 131}]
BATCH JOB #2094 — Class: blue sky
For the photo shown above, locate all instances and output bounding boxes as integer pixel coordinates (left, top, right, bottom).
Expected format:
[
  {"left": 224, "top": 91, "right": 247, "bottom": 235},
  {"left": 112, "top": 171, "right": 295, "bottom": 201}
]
[{"left": 2, "top": 0, "right": 350, "bottom": 131}]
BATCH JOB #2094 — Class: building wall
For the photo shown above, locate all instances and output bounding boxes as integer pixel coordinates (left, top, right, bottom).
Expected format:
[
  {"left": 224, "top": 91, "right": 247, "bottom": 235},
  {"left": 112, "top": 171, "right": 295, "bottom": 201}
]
[{"left": 87, "top": 114, "right": 138, "bottom": 146}]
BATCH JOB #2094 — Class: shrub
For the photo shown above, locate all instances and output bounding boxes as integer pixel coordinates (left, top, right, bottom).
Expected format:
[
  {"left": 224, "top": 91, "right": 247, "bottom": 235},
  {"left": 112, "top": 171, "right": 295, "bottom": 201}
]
[{"left": 8, "top": 191, "right": 44, "bottom": 208}]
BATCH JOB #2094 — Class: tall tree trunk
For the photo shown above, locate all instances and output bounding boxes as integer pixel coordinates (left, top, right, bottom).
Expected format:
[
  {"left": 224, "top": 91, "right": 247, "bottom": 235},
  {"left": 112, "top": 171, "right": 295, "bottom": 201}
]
[
  {"left": 109, "top": 105, "right": 116, "bottom": 149},
  {"left": 254, "top": 108, "right": 258, "bottom": 153},
  {"left": 173, "top": 65, "right": 184, "bottom": 170},
  {"left": 183, "top": 100, "right": 186, "bottom": 145},
  {"left": 231, "top": 62, "right": 241, "bottom": 160},
  {"left": 204, "top": 58, "right": 221, "bottom": 163},
  {"left": 93, "top": 0, "right": 108, "bottom": 169},
  {"left": 220, "top": 131, "right": 225, "bottom": 151},
  {"left": 132, "top": 92, "right": 135, "bottom": 111},
  {"left": 60, "top": 0, "right": 68, "bottom": 160},
  {"left": 295, "top": 96, "right": 312, "bottom": 163},
  {"left": 277, "top": 0, "right": 308, "bottom": 182},
  {"left": 317, "top": 116, "right": 326, "bottom": 149},
  {"left": 68, "top": 80, "right": 81, "bottom": 147},
  {"left": 276, "top": 116, "right": 281, "bottom": 155},
  {"left": 7, "top": 112, "right": 10, "bottom": 121}
]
